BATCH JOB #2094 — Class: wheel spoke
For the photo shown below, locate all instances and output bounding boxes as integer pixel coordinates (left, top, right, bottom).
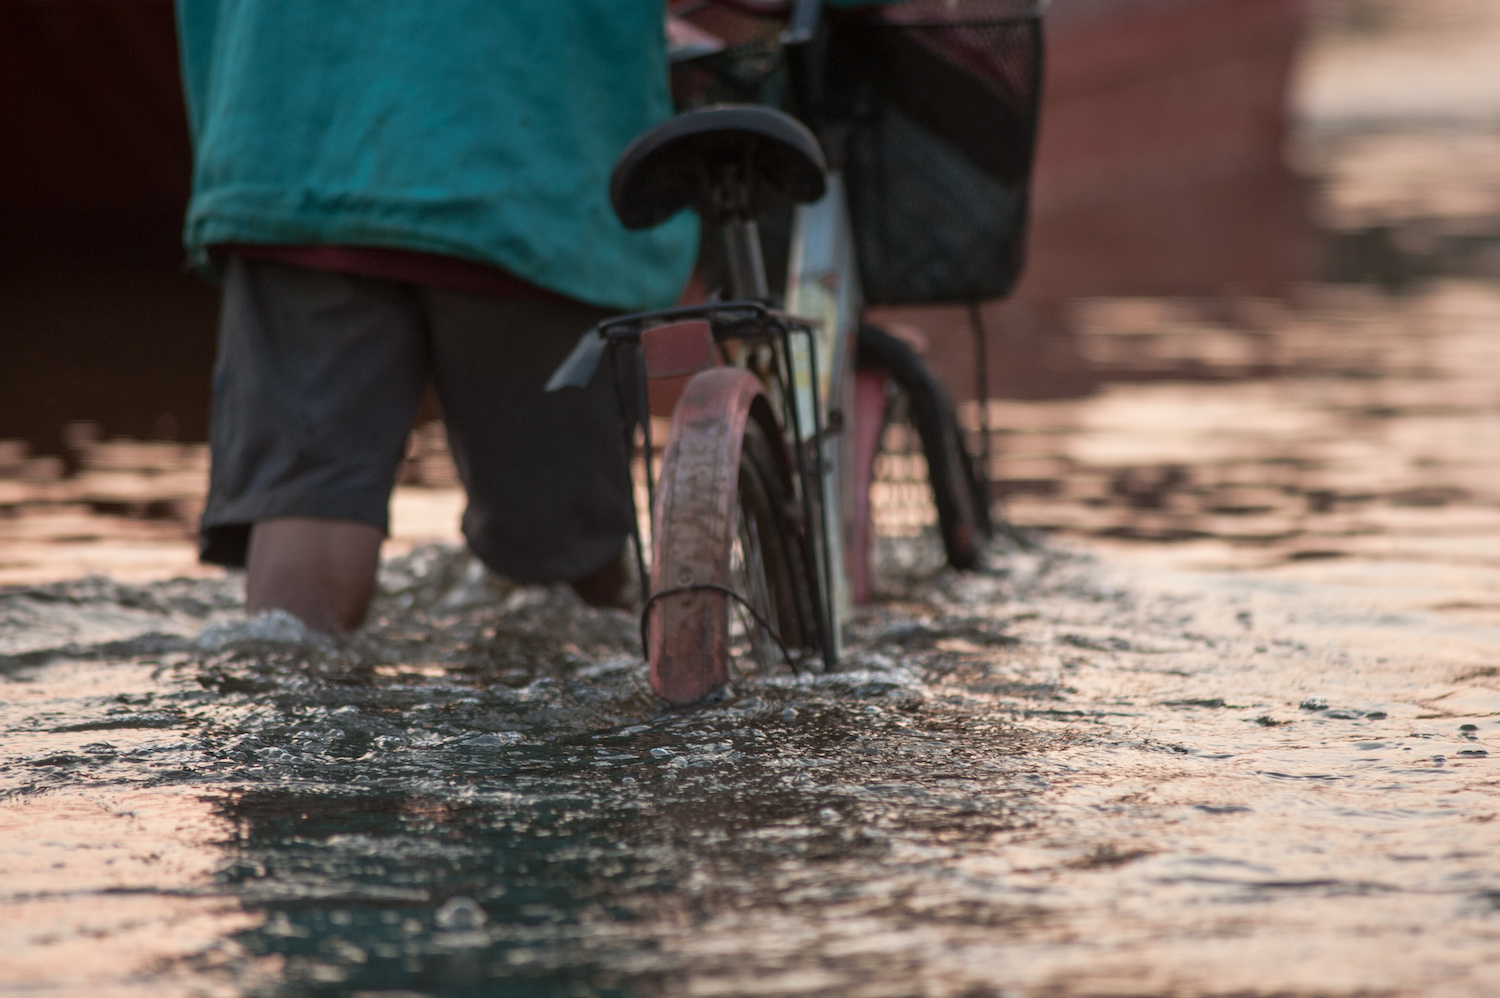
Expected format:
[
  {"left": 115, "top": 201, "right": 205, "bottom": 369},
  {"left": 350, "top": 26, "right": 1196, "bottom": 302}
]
[{"left": 730, "top": 500, "right": 782, "bottom": 674}]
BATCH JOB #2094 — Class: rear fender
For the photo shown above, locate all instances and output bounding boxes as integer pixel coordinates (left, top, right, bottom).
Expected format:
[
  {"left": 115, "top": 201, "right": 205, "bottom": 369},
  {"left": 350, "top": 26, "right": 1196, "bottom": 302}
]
[{"left": 648, "top": 367, "right": 767, "bottom": 704}]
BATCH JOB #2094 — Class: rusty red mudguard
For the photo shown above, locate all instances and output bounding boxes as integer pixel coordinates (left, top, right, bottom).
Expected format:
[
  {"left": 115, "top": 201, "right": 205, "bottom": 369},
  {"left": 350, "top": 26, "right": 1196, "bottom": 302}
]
[{"left": 647, "top": 367, "right": 768, "bottom": 704}]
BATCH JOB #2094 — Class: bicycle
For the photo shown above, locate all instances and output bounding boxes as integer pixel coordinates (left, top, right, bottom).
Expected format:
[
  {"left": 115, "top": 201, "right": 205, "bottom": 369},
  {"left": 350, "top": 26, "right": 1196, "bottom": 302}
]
[{"left": 550, "top": 0, "right": 1044, "bottom": 704}]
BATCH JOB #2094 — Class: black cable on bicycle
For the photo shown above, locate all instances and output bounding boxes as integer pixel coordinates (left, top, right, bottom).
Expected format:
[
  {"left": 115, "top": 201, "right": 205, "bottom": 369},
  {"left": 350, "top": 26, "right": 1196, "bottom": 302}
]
[{"left": 640, "top": 583, "right": 800, "bottom": 672}]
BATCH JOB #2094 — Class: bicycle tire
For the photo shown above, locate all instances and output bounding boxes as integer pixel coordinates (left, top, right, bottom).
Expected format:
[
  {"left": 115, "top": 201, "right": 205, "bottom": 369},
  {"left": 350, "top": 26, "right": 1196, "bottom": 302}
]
[
  {"left": 648, "top": 368, "right": 819, "bottom": 704},
  {"left": 856, "top": 323, "right": 993, "bottom": 571}
]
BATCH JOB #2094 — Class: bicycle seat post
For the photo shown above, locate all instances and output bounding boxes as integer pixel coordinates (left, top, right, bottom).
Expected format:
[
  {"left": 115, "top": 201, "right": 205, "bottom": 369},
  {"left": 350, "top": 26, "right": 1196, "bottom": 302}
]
[{"left": 710, "top": 163, "right": 770, "bottom": 301}]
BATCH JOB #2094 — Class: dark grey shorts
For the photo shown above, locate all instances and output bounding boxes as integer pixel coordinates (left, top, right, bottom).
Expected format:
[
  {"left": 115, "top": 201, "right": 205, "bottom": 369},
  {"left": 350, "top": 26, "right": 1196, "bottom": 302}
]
[{"left": 200, "top": 257, "right": 633, "bottom": 584}]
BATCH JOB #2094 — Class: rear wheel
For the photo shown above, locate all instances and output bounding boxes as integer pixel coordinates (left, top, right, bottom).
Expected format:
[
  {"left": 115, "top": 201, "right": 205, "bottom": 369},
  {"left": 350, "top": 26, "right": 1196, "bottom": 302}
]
[
  {"left": 647, "top": 368, "right": 819, "bottom": 704},
  {"left": 856, "top": 323, "right": 993, "bottom": 574}
]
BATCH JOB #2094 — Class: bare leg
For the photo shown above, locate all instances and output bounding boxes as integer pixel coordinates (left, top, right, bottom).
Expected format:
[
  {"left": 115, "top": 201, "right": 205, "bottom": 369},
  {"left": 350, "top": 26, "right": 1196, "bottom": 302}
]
[{"left": 246, "top": 517, "right": 384, "bottom": 632}]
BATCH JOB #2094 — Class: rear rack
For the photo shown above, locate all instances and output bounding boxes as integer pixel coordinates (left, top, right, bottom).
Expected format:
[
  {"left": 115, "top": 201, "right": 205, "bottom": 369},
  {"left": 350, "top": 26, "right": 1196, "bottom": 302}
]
[{"left": 592, "top": 301, "right": 841, "bottom": 669}]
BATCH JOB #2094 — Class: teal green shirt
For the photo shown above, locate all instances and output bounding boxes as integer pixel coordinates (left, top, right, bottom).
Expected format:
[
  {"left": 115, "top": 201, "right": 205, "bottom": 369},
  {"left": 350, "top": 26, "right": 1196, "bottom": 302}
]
[{"left": 176, "top": 1, "right": 698, "bottom": 311}]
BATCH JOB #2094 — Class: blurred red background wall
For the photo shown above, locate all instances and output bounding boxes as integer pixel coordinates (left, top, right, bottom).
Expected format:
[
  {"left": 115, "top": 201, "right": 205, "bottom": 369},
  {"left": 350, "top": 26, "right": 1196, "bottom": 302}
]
[{"left": 874, "top": 0, "right": 1313, "bottom": 401}]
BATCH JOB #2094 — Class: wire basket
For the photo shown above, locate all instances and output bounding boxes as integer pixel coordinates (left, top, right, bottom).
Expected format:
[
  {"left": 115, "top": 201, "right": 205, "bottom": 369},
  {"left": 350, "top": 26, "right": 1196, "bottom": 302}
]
[
  {"left": 829, "top": 0, "right": 1044, "bottom": 305},
  {"left": 671, "top": 0, "right": 1045, "bottom": 306}
]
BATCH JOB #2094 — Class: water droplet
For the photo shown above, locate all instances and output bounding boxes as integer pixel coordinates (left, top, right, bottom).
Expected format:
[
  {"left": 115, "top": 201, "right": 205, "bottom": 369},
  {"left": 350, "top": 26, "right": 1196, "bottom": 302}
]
[{"left": 434, "top": 896, "right": 487, "bottom": 931}]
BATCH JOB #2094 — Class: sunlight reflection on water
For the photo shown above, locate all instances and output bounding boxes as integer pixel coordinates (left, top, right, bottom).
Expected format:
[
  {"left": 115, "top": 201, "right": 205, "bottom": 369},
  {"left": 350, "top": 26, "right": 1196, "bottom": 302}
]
[{"left": 3, "top": 541, "right": 1500, "bottom": 996}]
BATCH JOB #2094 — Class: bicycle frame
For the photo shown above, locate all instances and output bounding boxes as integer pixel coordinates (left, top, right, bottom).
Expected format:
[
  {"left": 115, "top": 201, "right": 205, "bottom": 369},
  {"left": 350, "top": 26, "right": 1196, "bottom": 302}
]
[
  {"left": 549, "top": 0, "right": 865, "bottom": 671},
  {"left": 784, "top": 172, "right": 862, "bottom": 660},
  {"left": 683, "top": 0, "right": 864, "bottom": 659}
]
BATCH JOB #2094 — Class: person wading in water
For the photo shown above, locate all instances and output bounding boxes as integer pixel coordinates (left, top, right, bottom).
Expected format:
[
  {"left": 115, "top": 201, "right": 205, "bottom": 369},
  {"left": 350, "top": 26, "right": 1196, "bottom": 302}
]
[{"left": 176, "top": 1, "right": 699, "bottom": 630}]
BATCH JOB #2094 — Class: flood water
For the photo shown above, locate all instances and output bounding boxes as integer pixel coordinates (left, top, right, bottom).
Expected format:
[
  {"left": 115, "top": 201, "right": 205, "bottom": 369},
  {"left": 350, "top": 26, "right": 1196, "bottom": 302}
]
[
  {"left": 10, "top": 2, "right": 1500, "bottom": 996},
  {"left": 6, "top": 534, "right": 1500, "bottom": 997}
]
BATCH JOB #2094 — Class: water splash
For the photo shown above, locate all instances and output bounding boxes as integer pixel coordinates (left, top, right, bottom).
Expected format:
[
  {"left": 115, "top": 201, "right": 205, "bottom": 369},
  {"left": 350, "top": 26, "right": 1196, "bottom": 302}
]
[{"left": 4, "top": 536, "right": 1499, "bottom": 995}]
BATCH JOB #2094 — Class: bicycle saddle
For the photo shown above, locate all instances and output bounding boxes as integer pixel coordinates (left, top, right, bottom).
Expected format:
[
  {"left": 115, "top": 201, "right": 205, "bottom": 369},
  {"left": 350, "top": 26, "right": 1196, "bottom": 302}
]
[{"left": 610, "top": 105, "right": 827, "bottom": 230}]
